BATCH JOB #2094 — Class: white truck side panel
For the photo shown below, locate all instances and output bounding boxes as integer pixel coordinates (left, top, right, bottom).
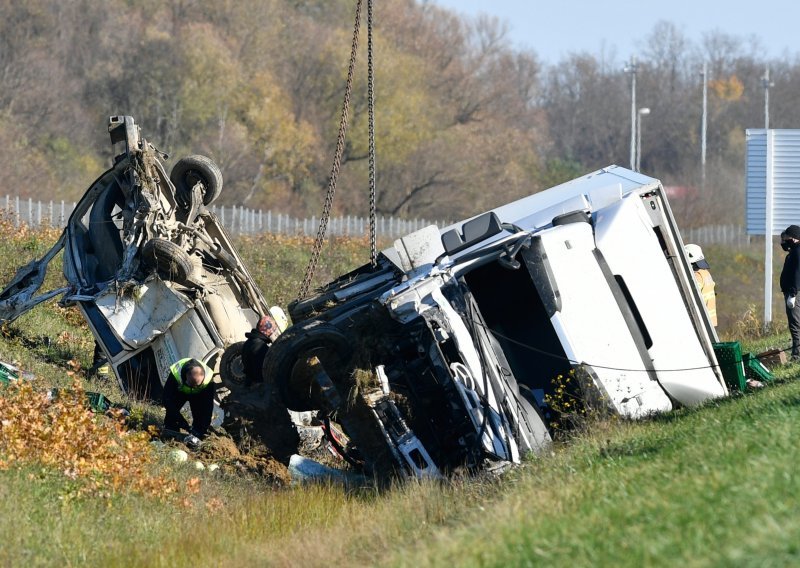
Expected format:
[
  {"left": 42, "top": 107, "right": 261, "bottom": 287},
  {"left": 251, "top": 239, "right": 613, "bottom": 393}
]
[
  {"left": 593, "top": 195, "right": 726, "bottom": 405},
  {"left": 538, "top": 222, "right": 673, "bottom": 417}
]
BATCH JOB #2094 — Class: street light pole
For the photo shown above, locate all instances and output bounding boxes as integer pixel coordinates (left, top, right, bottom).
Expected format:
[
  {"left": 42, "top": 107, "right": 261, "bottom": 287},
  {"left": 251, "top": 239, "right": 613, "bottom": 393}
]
[
  {"left": 700, "top": 62, "right": 708, "bottom": 189},
  {"left": 761, "top": 67, "right": 773, "bottom": 129},
  {"left": 624, "top": 57, "right": 638, "bottom": 170},
  {"left": 636, "top": 107, "right": 650, "bottom": 172}
]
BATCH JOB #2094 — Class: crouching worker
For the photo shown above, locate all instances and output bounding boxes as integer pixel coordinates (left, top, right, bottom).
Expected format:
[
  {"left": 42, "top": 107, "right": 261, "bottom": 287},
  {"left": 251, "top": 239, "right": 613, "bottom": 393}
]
[{"left": 163, "top": 358, "right": 215, "bottom": 448}]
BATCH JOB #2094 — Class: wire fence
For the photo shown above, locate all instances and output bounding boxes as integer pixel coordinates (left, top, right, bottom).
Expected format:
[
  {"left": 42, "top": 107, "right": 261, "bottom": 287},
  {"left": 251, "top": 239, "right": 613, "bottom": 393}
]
[
  {"left": 0, "top": 195, "right": 444, "bottom": 239},
  {"left": 681, "top": 224, "right": 755, "bottom": 248},
  {"left": 0, "top": 194, "right": 756, "bottom": 247}
]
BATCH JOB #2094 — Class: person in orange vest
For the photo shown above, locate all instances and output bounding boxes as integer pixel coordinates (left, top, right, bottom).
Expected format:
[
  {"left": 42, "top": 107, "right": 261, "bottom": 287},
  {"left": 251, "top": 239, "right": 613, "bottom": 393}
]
[
  {"left": 162, "top": 358, "right": 216, "bottom": 448},
  {"left": 685, "top": 244, "right": 717, "bottom": 327}
]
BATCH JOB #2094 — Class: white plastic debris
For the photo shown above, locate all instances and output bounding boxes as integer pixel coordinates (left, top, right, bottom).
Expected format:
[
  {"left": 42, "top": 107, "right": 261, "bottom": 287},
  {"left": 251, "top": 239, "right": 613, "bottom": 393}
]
[
  {"left": 288, "top": 454, "right": 367, "bottom": 485},
  {"left": 170, "top": 449, "right": 189, "bottom": 463}
]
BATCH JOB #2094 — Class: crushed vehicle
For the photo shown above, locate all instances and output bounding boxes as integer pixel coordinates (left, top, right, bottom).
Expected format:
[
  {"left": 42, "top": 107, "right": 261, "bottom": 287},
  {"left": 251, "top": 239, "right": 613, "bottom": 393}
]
[
  {"left": 263, "top": 165, "right": 728, "bottom": 479},
  {"left": 0, "top": 116, "right": 277, "bottom": 404},
  {"left": 0, "top": 116, "right": 727, "bottom": 482}
]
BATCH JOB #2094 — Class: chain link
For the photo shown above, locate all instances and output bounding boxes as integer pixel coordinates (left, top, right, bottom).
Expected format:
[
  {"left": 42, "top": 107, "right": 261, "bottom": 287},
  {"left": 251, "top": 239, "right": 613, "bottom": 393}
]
[
  {"left": 299, "top": 0, "right": 364, "bottom": 298},
  {"left": 367, "top": 0, "right": 377, "bottom": 267}
]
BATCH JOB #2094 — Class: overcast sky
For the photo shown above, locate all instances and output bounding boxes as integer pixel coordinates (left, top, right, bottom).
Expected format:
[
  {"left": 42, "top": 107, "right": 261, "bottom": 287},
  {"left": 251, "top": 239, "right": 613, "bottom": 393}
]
[{"left": 428, "top": 0, "right": 800, "bottom": 65}]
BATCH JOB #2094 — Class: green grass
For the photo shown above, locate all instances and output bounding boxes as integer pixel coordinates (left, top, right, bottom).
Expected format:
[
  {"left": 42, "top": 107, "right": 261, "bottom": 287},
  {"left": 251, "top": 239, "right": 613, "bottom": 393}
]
[
  {"left": 3, "top": 367, "right": 800, "bottom": 566},
  {"left": 1, "top": 227, "right": 800, "bottom": 566}
]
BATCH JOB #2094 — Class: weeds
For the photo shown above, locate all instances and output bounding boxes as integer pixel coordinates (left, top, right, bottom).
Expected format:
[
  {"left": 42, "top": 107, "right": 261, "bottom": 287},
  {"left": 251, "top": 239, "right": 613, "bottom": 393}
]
[
  {"left": 544, "top": 367, "right": 612, "bottom": 437},
  {"left": 0, "top": 377, "right": 184, "bottom": 500},
  {"left": 729, "top": 303, "right": 785, "bottom": 340}
]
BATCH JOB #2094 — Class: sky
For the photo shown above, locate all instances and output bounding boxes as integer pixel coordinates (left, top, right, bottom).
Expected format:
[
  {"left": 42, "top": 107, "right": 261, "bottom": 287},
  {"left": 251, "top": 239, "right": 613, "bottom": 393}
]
[{"left": 428, "top": 0, "right": 800, "bottom": 65}]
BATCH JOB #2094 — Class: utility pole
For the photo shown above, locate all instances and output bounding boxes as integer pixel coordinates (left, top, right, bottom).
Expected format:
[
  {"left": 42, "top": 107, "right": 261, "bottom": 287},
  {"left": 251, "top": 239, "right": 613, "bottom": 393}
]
[
  {"left": 624, "top": 56, "right": 638, "bottom": 170},
  {"left": 700, "top": 62, "right": 708, "bottom": 190},
  {"left": 636, "top": 107, "right": 650, "bottom": 172},
  {"left": 761, "top": 67, "right": 773, "bottom": 129}
]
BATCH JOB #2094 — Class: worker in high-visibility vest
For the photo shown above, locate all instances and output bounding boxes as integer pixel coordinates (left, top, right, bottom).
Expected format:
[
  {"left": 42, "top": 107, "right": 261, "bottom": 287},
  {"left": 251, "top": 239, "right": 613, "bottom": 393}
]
[
  {"left": 685, "top": 244, "right": 717, "bottom": 327},
  {"left": 162, "top": 358, "right": 215, "bottom": 448}
]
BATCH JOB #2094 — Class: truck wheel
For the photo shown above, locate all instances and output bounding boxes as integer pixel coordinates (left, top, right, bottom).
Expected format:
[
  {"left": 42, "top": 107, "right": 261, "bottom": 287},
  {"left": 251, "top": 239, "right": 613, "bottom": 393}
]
[
  {"left": 517, "top": 384, "right": 552, "bottom": 455},
  {"left": 220, "top": 341, "right": 247, "bottom": 384},
  {"left": 170, "top": 155, "right": 223, "bottom": 206},
  {"left": 141, "top": 238, "right": 193, "bottom": 282},
  {"left": 262, "top": 321, "right": 353, "bottom": 412}
]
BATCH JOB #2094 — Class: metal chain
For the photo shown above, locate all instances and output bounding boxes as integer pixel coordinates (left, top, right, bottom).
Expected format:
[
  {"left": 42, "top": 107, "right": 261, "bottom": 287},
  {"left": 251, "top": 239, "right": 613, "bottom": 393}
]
[
  {"left": 299, "top": 0, "right": 364, "bottom": 298},
  {"left": 367, "top": 0, "right": 377, "bottom": 267}
]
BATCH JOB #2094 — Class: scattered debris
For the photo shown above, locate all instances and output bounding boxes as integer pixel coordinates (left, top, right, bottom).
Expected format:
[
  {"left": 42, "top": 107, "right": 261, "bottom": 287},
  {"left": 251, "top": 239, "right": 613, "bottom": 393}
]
[{"left": 288, "top": 454, "right": 367, "bottom": 486}]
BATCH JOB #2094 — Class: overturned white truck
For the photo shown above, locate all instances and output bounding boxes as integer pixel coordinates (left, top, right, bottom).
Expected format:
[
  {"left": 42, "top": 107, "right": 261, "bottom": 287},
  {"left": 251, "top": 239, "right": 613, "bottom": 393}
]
[
  {"left": 265, "top": 165, "right": 727, "bottom": 479},
  {"left": 0, "top": 116, "right": 726, "bottom": 479}
]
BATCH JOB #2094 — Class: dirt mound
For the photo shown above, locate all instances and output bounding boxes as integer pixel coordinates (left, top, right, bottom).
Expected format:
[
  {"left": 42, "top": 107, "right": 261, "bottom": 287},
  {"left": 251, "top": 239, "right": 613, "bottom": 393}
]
[
  {"left": 198, "top": 434, "right": 241, "bottom": 460},
  {"left": 221, "top": 454, "right": 291, "bottom": 485},
  {"left": 191, "top": 433, "right": 290, "bottom": 486},
  {"left": 221, "top": 381, "right": 300, "bottom": 464}
]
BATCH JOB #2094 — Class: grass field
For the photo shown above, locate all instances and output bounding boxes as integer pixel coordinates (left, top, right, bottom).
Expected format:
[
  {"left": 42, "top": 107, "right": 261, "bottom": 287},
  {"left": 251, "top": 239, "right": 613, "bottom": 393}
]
[{"left": 1, "top": 224, "right": 799, "bottom": 566}]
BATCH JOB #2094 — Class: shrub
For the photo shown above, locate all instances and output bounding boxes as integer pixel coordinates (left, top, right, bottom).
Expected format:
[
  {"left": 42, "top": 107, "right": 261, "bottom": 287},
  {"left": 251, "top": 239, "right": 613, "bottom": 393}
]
[{"left": 0, "top": 378, "right": 181, "bottom": 499}]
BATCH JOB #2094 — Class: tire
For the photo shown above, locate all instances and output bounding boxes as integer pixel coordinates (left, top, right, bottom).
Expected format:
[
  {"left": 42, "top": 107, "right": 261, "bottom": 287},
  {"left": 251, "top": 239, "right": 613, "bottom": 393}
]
[
  {"left": 141, "top": 238, "right": 193, "bottom": 282},
  {"left": 170, "top": 155, "right": 223, "bottom": 206},
  {"left": 220, "top": 341, "right": 247, "bottom": 384},
  {"left": 262, "top": 321, "right": 353, "bottom": 412},
  {"left": 517, "top": 384, "right": 552, "bottom": 455}
]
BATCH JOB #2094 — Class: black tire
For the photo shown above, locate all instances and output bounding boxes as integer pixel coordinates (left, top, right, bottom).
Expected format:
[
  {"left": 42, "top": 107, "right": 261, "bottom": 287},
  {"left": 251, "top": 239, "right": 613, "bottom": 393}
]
[
  {"left": 170, "top": 155, "right": 223, "bottom": 206},
  {"left": 220, "top": 341, "right": 247, "bottom": 384},
  {"left": 262, "top": 321, "right": 353, "bottom": 412},
  {"left": 141, "top": 238, "right": 193, "bottom": 282},
  {"left": 517, "top": 384, "right": 552, "bottom": 455}
]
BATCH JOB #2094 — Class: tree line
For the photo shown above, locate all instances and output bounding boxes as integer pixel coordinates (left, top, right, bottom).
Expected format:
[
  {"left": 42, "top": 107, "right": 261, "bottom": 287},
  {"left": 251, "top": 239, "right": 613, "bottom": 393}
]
[{"left": 0, "top": 0, "right": 797, "bottom": 228}]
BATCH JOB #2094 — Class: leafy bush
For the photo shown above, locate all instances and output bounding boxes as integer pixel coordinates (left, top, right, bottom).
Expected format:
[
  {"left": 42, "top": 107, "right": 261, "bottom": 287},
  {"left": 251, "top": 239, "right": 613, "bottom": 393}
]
[{"left": 0, "top": 378, "right": 183, "bottom": 499}]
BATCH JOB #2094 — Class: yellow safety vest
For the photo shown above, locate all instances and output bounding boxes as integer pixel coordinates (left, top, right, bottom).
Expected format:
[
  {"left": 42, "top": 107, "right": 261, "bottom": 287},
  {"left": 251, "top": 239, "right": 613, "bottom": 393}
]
[
  {"left": 694, "top": 269, "right": 717, "bottom": 327},
  {"left": 169, "top": 358, "right": 214, "bottom": 394}
]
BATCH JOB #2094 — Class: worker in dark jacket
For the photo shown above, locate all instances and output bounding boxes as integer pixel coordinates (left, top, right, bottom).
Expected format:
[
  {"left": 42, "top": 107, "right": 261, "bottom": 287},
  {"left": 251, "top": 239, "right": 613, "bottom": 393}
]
[
  {"left": 162, "top": 358, "right": 215, "bottom": 447},
  {"left": 241, "top": 314, "right": 280, "bottom": 384},
  {"left": 780, "top": 225, "right": 800, "bottom": 359}
]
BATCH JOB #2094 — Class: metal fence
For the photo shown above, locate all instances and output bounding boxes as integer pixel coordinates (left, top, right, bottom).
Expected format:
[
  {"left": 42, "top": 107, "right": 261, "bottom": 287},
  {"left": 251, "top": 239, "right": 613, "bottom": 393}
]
[
  {"left": 0, "top": 194, "right": 755, "bottom": 247},
  {"left": 681, "top": 224, "right": 754, "bottom": 248},
  {"left": 0, "top": 195, "right": 443, "bottom": 239}
]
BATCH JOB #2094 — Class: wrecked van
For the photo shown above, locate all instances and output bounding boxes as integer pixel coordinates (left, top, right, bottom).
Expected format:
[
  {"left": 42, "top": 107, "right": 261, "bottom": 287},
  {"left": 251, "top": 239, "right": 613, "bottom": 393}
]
[
  {"left": 264, "top": 166, "right": 727, "bottom": 479},
  {"left": 0, "top": 116, "right": 273, "bottom": 400}
]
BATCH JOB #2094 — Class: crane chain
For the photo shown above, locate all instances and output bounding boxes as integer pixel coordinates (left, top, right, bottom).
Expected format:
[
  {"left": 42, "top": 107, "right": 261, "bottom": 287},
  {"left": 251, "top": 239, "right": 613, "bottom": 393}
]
[
  {"left": 299, "top": 0, "right": 364, "bottom": 299},
  {"left": 367, "top": 0, "right": 377, "bottom": 267}
]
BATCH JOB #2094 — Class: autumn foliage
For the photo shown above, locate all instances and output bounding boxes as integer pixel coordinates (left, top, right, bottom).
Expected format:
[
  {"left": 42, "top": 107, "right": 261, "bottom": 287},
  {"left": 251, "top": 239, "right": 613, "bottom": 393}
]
[{"left": 0, "top": 378, "right": 179, "bottom": 498}]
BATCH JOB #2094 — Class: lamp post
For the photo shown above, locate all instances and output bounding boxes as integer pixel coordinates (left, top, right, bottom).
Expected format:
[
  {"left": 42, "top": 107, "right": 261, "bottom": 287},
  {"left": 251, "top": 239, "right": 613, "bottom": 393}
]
[
  {"left": 624, "top": 57, "right": 638, "bottom": 170},
  {"left": 761, "top": 67, "right": 774, "bottom": 129},
  {"left": 700, "top": 62, "right": 708, "bottom": 189},
  {"left": 636, "top": 107, "right": 650, "bottom": 172}
]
